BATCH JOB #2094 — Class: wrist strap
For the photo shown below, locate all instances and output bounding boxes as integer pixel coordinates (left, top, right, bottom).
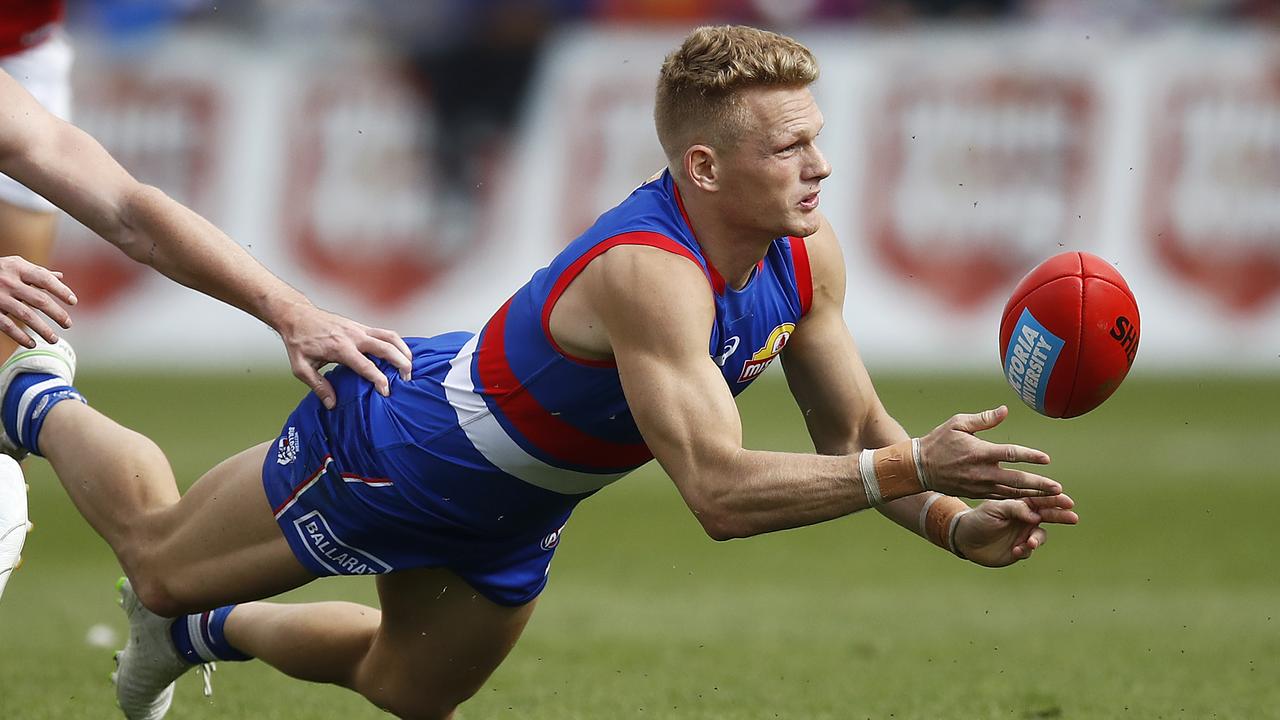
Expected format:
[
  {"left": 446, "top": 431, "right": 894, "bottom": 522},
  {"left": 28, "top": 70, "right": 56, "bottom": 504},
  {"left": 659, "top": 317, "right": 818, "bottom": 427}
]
[
  {"left": 919, "top": 493, "right": 972, "bottom": 557},
  {"left": 858, "top": 440, "right": 925, "bottom": 507}
]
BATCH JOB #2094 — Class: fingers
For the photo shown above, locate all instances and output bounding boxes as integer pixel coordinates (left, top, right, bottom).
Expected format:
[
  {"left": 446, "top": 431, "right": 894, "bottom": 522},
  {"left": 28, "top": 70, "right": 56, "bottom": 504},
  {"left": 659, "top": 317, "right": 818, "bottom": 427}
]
[
  {"left": 991, "top": 442, "right": 1050, "bottom": 465},
  {"left": 1011, "top": 526, "right": 1047, "bottom": 560},
  {"left": 948, "top": 406, "right": 1008, "bottom": 434},
  {"left": 292, "top": 359, "right": 337, "bottom": 410},
  {"left": 20, "top": 264, "right": 77, "bottom": 306},
  {"left": 339, "top": 348, "right": 390, "bottom": 397},
  {"left": 0, "top": 315, "right": 35, "bottom": 348},
  {"left": 361, "top": 330, "right": 413, "bottom": 382},
  {"left": 368, "top": 327, "right": 413, "bottom": 380},
  {"left": 993, "top": 468, "right": 1061, "bottom": 496}
]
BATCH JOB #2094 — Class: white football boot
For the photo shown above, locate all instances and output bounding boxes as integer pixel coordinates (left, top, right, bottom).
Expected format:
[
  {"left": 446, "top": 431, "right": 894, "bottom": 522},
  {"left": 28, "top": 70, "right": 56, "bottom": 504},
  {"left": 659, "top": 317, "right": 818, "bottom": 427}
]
[
  {"left": 0, "top": 337, "right": 77, "bottom": 459},
  {"left": 0, "top": 455, "right": 30, "bottom": 600},
  {"left": 113, "top": 578, "right": 212, "bottom": 720}
]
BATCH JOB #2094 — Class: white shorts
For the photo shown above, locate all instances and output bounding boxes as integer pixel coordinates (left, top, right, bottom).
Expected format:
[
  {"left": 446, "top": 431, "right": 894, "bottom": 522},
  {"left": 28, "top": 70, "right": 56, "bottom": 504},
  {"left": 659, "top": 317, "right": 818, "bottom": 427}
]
[{"left": 0, "top": 32, "right": 73, "bottom": 213}]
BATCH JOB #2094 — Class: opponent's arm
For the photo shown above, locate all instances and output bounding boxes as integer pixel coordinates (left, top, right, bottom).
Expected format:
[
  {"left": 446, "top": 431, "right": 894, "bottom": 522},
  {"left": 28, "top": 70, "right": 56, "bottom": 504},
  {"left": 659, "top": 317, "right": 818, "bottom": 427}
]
[
  {"left": 779, "top": 217, "right": 1076, "bottom": 561},
  {"left": 0, "top": 70, "right": 410, "bottom": 407}
]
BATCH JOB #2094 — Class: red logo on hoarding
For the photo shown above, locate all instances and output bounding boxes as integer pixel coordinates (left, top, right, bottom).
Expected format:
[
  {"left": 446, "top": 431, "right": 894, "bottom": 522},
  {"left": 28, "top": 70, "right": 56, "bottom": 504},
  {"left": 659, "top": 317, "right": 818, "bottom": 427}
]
[
  {"left": 865, "top": 73, "right": 1096, "bottom": 309},
  {"left": 282, "top": 69, "right": 468, "bottom": 309},
  {"left": 53, "top": 72, "right": 219, "bottom": 310},
  {"left": 1144, "top": 65, "right": 1280, "bottom": 312}
]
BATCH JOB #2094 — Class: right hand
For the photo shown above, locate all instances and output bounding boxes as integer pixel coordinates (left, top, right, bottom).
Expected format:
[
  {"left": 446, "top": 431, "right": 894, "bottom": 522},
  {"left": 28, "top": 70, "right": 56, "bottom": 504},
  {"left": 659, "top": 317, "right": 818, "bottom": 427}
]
[
  {"left": 276, "top": 301, "right": 413, "bottom": 410},
  {"left": 917, "top": 405, "right": 1059, "bottom": 500},
  {"left": 0, "top": 255, "right": 76, "bottom": 347}
]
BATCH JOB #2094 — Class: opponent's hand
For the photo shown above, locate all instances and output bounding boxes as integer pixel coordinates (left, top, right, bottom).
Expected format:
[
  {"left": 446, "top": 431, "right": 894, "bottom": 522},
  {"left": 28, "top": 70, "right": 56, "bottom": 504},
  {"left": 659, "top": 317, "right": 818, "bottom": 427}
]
[
  {"left": 918, "top": 406, "right": 1059, "bottom": 500},
  {"left": 276, "top": 301, "right": 413, "bottom": 410},
  {"left": 0, "top": 255, "right": 76, "bottom": 347},
  {"left": 953, "top": 494, "right": 1079, "bottom": 567}
]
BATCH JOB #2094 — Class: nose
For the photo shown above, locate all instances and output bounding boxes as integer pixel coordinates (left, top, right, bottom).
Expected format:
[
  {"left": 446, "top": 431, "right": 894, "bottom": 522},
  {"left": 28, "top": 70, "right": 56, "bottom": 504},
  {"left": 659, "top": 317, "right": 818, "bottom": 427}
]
[{"left": 806, "top": 143, "right": 832, "bottom": 182}]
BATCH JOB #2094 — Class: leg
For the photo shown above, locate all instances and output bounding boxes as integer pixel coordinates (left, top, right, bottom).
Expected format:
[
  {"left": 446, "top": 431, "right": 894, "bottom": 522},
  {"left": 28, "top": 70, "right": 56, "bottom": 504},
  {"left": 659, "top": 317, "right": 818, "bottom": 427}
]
[
  {"left": 0, "top": 200, "right": 57, "bottom": 358},
  {"left": 225, "top": 568, "right": 535, "bottom": 719},
  {"left": 37, "top": 400, "right": 313, "bottom": 615}
]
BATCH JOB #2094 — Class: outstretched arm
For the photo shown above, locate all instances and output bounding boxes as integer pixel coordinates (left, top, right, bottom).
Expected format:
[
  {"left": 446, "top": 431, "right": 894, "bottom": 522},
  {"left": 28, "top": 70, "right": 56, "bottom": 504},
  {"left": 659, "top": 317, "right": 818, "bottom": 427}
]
[
  {"left": 0, "top": 69, "right": 411, "bottom": 407},
  {"left": 780, "top": 216, "right": 1076, "bottom": 560}
]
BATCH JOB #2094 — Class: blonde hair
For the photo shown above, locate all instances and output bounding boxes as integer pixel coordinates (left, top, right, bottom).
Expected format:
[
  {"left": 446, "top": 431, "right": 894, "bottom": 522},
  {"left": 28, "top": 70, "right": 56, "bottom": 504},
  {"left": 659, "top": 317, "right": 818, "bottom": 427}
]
[{"left": 655, "top": 25, "right": 819, "bottom": 163}]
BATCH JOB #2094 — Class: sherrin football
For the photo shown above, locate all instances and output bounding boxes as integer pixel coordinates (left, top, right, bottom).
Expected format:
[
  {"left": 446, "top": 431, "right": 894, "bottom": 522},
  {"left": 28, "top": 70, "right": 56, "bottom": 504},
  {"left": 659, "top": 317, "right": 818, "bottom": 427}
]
[{"left": 999, "top": 251, "right": 1140, "bottom": 418}]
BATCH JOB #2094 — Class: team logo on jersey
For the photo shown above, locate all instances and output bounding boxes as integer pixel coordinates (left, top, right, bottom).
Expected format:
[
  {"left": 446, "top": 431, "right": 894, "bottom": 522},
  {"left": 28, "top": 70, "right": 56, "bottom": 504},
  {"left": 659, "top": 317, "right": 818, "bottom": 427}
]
[
  {"left": 276, "top": 426, "right": 300, "bottom": 466},
  {"left": 738, "top": 323, "right": 795, "bottom": 382}
]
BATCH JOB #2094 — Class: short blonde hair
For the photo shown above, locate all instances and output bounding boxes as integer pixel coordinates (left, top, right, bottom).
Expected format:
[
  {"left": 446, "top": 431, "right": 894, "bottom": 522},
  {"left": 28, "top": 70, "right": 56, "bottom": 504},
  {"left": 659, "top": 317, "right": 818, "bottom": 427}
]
[{"left": 655, "top": 25, "right": 819, "bottom": 163}]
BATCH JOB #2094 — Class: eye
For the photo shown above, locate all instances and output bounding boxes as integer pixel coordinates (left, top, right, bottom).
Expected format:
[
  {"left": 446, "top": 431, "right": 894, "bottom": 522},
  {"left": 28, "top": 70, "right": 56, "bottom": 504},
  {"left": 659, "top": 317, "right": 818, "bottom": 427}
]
[{"left": 777, "top": 142, "right": 800, "bottom": 155}]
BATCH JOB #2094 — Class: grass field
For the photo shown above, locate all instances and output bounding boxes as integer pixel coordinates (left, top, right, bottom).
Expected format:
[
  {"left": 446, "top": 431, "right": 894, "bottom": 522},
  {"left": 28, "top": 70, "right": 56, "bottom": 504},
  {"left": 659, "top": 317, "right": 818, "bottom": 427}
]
[{"left": 1, "top": 369, "right": 1277, "bottom": 719}]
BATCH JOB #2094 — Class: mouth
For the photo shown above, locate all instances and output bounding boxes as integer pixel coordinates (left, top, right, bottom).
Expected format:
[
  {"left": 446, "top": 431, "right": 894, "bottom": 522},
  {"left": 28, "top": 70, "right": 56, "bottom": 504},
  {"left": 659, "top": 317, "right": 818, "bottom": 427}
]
[{"left": 798, "top": 191, "right": 820, "bottom": 210}]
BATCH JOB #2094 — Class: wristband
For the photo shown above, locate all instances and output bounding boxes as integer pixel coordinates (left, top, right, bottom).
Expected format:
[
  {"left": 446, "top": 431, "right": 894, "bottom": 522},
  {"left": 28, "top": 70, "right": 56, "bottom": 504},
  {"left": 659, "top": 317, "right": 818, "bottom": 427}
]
[
  {"left": 919, "top": 493, "right": 972, "bottom": 556},
  {"left": 858, "top": 440, "right": 925, "bottom": 507}
]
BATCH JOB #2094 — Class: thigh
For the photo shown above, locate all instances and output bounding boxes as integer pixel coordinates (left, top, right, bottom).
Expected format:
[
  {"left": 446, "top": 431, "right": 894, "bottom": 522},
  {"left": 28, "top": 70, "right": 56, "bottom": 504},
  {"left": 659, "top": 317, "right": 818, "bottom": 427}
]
[
  {"left": 356, "top": 567, "right": 536, "bottom": 714},
  {"left": 149, "top": 441, "right": 316, "bottom": 611},
  {"left": 0, "top": 200, "right": 56, "bottom": 262}
]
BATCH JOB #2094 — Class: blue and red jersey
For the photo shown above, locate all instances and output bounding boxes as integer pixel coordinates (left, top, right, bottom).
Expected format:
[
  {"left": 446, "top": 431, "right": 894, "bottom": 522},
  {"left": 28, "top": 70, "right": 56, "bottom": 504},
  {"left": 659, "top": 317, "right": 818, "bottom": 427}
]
[
  {"left": 264, "top": 169, "right": 814, "bottom": 603},
  {"left": 445, "top": 168, "right": 813, "bottom": 492}
]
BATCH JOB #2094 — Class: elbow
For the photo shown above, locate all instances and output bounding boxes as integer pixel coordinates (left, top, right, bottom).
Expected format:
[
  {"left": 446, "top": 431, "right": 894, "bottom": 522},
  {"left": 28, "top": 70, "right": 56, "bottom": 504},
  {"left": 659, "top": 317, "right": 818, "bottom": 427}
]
[
  {"left": 108, "top": 184, "right": 165, "bottom": 261},
  {"left": 686, "top": 493, "right": 750, "bottom": 541}
]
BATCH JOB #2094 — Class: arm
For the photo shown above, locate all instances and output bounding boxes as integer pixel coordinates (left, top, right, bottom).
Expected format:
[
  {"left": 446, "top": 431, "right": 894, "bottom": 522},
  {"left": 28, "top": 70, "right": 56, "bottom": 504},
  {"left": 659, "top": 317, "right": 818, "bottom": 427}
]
[
  {"left": 780, "top": 217, "right": 1076, "bottom": 561},
  {"left": 0, "top": 70, "right": 410, "bottom": 407},
  {"left": 591, "top": 245, "right": 872, "bottom": 539}
]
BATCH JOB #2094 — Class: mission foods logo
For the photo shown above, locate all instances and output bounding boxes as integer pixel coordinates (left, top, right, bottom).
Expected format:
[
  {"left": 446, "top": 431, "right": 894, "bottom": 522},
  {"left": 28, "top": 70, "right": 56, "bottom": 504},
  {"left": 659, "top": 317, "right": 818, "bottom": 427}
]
[
  {"left": 1003, "top": 309, "right": 1064, "bottom": 415},
  {"left": 738, "top": 323, "right": 794, "bottom": 383},
  {"left": 1144, "top": 61, "right": 1280, "bottom": 312},
  {"left": 865, "top": 70, "right": 1096, "bottom": 309}
]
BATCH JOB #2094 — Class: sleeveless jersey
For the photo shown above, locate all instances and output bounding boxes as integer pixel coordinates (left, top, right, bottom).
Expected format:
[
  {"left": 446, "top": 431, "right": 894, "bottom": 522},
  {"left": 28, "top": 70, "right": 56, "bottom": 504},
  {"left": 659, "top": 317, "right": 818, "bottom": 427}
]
[
  {"left": 442, "top": 169, "right": 813, "bottom": 494},
  {"left": 264, "top": 169, "right": 813, "bottom": 602},
  {"left": 0, "top": 1, "right": 63, "bottom": 58}
]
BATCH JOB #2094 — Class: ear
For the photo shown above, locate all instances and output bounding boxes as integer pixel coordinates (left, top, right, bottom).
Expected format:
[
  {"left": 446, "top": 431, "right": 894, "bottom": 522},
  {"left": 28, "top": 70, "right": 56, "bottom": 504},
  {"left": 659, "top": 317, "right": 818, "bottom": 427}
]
[{"left": 684, "top": 144, "right": 719, "bottom": 192}]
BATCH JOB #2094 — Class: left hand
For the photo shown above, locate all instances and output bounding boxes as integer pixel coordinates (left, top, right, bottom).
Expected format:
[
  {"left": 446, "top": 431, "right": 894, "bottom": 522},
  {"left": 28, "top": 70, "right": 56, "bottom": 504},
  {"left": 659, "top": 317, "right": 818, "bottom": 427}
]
[
  {"left": 276, "top": 301, "right": 413, "bottom": 410},
  {"left": 953, "top": 494, "right": 1078, "bottom": 568}
]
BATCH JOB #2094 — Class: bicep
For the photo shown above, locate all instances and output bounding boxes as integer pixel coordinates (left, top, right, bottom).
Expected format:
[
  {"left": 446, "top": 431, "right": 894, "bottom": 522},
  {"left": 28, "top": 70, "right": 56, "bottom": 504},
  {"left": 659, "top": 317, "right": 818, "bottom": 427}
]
[{"left": 590, "top": 247, "right": 744, "bottom": 489}]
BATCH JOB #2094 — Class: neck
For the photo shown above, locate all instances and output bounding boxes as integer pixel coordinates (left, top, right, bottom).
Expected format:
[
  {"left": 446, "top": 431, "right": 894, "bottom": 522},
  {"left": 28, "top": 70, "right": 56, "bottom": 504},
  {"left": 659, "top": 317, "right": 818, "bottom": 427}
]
[{"left": 673, "top": 178, "right": 774, "bottom": 291}]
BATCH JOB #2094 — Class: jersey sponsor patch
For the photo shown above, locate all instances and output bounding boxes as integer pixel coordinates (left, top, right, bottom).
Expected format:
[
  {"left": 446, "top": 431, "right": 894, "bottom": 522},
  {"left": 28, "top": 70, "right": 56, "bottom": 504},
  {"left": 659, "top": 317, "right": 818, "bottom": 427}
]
[
  {"left": 737, "top": 323, "right": 794, "bottom": 383},
  {"left": 1002, "top": 308, "right": 1064, "bottom": 415},
  {"left": 292, "top": 510, "right": 392, "bottom": 575}
]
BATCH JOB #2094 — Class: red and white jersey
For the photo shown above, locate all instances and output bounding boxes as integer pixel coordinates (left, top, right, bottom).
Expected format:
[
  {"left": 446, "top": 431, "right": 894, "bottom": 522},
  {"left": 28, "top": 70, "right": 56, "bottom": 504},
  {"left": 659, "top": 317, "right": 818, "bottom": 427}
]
[{"left": 0, "top": 0, "right": 64, "bottom": 58}]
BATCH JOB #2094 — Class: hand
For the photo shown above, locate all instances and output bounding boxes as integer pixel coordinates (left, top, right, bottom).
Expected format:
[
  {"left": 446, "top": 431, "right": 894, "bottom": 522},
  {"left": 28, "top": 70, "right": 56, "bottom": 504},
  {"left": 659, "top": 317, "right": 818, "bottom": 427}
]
[
  {"left": 276, "top": 301, "right": 413, "bottom": 410},
  {"left": 953, "top": 494, "right": 1079, "bottom": 567},
  {"left": 918, "top": 406, "right": 1059, "bottom": 500},
  {"left": 0, "top": 255, "right": 76, "bottom": 347}
]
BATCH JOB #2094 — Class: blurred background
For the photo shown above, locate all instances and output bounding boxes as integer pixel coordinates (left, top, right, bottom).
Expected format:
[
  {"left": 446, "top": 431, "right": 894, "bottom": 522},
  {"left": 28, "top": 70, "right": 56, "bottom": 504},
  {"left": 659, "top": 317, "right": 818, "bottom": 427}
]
[{"left": 32, "top": 0, "right": 1280, "bottom": 375}]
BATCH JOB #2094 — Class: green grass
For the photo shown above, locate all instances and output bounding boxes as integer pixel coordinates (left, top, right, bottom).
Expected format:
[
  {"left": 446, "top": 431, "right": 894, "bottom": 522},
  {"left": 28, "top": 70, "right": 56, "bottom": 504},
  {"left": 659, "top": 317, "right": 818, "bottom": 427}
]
[{"left": 1, "top": 370, "right": 1277, "bottom": 719}]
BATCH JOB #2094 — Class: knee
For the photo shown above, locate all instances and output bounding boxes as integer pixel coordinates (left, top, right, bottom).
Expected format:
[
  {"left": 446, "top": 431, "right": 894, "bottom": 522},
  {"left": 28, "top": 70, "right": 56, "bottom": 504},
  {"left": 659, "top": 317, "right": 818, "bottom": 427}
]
[
  {"left": 369, "top": 692, "right": 459, "bottom": 720},
  {"left": 129, "top": 571, "right": 191, "bottom": 618}
]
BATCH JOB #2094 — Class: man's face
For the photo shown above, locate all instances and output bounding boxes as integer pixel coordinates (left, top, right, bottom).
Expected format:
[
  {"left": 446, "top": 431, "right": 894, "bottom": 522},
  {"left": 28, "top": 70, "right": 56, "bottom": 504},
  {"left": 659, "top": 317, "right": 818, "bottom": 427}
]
[{"left": 714, "top": 85, "right": 831, "bottom": 239}]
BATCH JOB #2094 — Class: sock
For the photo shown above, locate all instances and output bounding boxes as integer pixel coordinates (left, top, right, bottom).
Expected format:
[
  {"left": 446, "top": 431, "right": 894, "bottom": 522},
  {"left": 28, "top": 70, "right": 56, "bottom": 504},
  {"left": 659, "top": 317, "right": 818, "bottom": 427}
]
[
  {"left": 169, "top": 605, "right": 253, "bottom": 664},
  {"left": 1, "top": 373, "right": 86, "bottom": 456}
]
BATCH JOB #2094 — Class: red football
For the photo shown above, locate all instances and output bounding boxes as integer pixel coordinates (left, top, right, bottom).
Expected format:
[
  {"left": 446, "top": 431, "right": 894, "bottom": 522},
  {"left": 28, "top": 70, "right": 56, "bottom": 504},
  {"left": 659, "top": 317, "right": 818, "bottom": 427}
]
[{"left": 998, "top": 251, "right": 1140, "bottom": 418}]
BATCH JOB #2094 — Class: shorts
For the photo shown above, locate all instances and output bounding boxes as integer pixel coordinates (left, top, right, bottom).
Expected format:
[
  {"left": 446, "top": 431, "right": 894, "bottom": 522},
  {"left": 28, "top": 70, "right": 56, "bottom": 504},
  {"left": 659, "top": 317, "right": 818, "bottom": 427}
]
[
  {"left": 262, "top": 334, "right": 583, "bottom": 607},
  {"left": 0, "top": 31, "right": 73, "bottom": 213}
]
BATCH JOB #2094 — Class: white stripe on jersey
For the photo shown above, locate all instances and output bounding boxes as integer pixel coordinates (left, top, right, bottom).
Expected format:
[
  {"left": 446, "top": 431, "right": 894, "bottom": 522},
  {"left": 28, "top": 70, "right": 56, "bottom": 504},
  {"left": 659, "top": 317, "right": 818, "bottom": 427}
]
[{"left": 442, "top": 334, "right": 630, "bottom": 495}]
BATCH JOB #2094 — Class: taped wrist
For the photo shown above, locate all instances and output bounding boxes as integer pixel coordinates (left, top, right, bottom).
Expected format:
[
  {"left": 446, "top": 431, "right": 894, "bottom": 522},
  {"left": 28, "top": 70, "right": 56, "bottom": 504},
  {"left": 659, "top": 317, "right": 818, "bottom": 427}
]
[
  {"left": 919, "top": 493, "right": 973, "bottom": 557},
  {"left": 858, "top": 439, "right": 930, "bottom": 506}
]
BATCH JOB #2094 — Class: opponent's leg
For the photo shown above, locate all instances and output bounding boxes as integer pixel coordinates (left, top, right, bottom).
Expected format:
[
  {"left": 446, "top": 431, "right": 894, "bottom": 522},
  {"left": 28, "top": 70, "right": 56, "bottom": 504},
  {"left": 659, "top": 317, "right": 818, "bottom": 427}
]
[
  {"left": 223, "top": 568, "right": 536, "bottom": 719},
  {"left": 0, "top": 201, "right": 57, "bottom": 359}
]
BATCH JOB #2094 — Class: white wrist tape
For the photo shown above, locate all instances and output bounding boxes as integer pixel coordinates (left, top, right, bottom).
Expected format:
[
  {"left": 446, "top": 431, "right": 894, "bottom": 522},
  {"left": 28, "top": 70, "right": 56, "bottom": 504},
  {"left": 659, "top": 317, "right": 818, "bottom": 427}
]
[
  {"left": 858, "top": 448, "right": 883, "bottom": 506},
  {"left": 911, "top": 437, "right": 931, "bottom": 491}
]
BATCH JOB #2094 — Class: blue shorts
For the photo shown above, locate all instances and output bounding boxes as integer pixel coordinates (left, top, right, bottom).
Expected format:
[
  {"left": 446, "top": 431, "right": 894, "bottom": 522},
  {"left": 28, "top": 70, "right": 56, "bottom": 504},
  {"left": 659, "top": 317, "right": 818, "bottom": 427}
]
[{"left": 261, "top": 334, "right": 586, "bottom": 607}]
